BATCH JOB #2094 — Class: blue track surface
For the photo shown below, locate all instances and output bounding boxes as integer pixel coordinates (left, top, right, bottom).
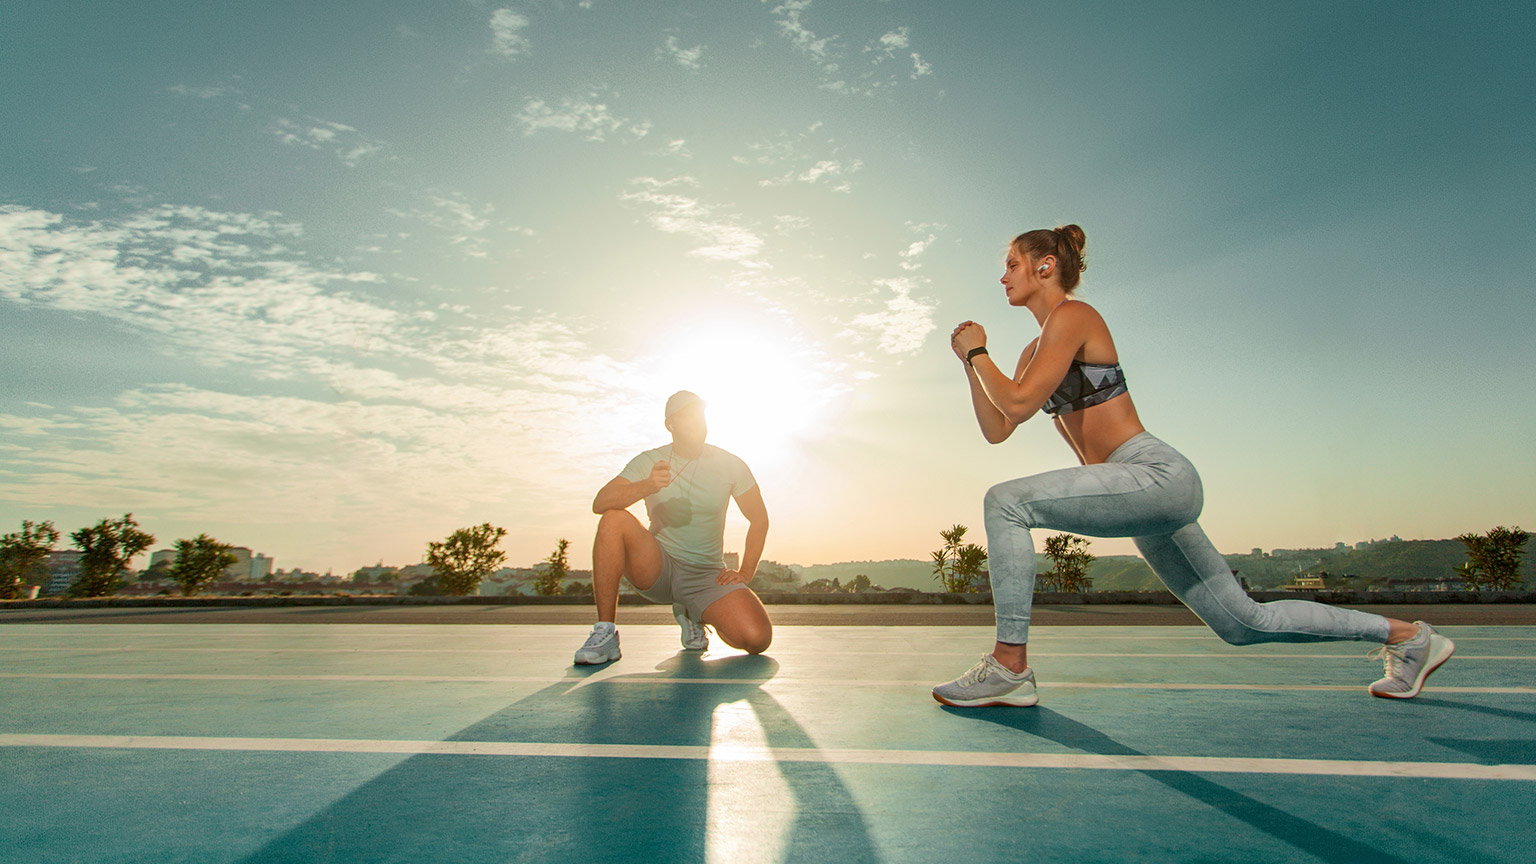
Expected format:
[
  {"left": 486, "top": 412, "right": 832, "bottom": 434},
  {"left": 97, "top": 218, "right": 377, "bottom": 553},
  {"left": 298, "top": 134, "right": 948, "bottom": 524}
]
[{"left": 2, "top": 624, "right": 1532, "bottom": 863}]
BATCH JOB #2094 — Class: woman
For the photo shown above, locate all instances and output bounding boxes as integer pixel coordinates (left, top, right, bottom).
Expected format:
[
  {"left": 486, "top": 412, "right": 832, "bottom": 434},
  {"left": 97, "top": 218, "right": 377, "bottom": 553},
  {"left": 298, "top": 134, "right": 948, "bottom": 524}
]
[{"left": 933, "top": 225, "right": 1454, "bottom": 707}]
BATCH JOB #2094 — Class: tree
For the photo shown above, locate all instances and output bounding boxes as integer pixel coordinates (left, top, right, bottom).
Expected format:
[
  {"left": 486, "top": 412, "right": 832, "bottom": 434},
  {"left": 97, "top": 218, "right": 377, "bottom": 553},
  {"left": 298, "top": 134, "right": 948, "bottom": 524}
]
[
  {"left": 561, "top": 579, "right": 593, "bottom": 596},
  {"left": 1455, "top": 525, "right": 1529, "bottom": 591},
  {"left": 0, "top": 520, "right": 59, "bottom": 599},
  {"left": 932, "top": 524, "right": 988, "bottom": 593},
  {"left": 849, "top": 573, "right": 872, "bottom": 593},
  {"left": 69, "top": 514, "right": 155, "bottom": 597},
  {"left": 425, "top": 523, "right": 507, "bottom": 596},
  {"left": 535, "top": 538, "right": 571, "bottom": 596},
  {"left": 168, "top": 534, "right": 237, "bottom": 597},
  {"left": 1043, "top": 534, "right": 1096, "bottom": 593}
]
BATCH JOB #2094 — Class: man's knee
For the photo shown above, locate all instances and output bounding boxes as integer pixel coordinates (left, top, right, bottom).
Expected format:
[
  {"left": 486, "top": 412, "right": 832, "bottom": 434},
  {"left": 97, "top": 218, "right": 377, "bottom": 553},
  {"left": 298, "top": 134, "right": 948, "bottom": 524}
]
[
  {"left": 596, "top": 509, "right": 639, "bottom": 536},
  {"left": 734, "top": 622, "right": 772, "bottom": 655}
]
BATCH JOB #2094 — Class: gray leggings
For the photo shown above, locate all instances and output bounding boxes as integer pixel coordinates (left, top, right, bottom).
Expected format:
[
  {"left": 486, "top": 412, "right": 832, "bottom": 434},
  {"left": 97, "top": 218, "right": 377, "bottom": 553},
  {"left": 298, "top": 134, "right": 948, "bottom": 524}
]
[{"left": 984, "top": 432, "right": 1391, "bottom": 646}]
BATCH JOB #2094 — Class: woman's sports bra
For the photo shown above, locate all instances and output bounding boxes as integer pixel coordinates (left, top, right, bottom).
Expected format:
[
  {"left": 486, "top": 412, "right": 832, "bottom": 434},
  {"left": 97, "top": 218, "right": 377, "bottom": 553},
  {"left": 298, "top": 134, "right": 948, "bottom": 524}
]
[{"left": 1042, "top": 360, "right": 1128, "bottom": 416}]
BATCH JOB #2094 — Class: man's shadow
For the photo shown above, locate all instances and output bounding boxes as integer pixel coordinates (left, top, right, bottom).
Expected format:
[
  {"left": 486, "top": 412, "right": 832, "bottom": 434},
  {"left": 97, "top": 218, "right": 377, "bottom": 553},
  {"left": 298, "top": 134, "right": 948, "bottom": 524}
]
[
  {"left": 239, "top": 651, "right": 878, "bottom": 864},
  {"left": 942, "top": 706, "right": 1416, "bottom": 864}
]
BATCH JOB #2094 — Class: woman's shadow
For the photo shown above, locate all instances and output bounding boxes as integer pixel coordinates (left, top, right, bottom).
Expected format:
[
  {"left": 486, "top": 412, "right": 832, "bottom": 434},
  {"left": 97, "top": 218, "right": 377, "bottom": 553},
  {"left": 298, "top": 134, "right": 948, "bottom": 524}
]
[
  {"left": 239, "top": 651, "right": 879, "bottom": 864},
  {"left": 941, "top": 705, "right": 1419, "bottom": 864}
]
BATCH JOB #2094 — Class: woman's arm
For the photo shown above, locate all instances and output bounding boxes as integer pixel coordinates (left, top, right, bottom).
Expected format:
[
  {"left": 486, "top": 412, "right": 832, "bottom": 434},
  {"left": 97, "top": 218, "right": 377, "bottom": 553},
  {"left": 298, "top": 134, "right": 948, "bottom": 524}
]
[
  {"left": 954, "top": 304, "right": 1092, "bottom": 425},
  {"left": 960, "top": 338, "right": 1037, "bottom": 444}
]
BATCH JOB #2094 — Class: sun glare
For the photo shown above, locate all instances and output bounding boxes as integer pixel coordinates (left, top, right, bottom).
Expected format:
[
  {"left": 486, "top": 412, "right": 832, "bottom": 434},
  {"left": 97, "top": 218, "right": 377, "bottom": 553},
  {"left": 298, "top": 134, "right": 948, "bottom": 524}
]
[{"left": 643, "top": 314, "right": 843, "bottom": 466}]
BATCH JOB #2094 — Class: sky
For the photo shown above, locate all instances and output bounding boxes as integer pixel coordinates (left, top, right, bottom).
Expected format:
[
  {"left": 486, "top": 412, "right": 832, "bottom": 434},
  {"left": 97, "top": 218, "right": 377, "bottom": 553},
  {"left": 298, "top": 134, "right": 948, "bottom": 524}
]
[{"left": 2, "top": 1, "right": 1532, "bottom": 574}]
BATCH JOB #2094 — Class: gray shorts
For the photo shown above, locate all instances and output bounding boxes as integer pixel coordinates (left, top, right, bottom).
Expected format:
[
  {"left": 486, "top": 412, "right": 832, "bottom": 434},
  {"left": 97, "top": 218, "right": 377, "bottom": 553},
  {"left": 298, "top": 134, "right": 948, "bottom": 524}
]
[{"left": 635, "top": 549, "right": 747, "bottom": 621}]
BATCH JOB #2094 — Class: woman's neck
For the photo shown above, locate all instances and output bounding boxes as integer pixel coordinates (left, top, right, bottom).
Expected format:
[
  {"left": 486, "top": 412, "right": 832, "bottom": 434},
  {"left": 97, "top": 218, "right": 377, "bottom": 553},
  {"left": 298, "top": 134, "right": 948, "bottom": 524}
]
[{"left": 1026, "top": 288, "right": 1071, "bottom": 327}]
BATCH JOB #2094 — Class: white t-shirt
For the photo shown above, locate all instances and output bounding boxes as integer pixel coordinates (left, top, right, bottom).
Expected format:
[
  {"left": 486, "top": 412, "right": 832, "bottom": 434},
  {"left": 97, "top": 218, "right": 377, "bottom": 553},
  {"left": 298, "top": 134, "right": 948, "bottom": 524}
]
[{"left": 619, "top": 443, "right": 757, "bottom": 568}]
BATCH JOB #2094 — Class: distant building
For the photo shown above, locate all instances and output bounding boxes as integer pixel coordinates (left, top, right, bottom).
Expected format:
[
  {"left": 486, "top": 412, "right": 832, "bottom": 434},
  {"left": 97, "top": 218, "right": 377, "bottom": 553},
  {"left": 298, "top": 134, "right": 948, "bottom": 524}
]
[
  {"left": 148, "top": 545, "right": 273, "bottom": 581},
  {"left": 1281, "top": 574, "right": 1329, "bottom": 592},
  {"left": 43, "top": 551, "right": 84, "bottom": 596},
  {"left": 251, "top": 554, "right": 274, "bottom": 581},
  {"left": 724, "top": 552, "right": 740, "bottom": 571}
]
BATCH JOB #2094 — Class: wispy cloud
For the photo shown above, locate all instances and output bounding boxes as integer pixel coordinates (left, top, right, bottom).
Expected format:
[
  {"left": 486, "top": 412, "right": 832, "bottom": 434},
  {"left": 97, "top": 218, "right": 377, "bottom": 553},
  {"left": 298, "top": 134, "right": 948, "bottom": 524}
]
[
  {"left": 759, "top": 158, "right": 863, "bottom": 192},
  {"left": 657, "top": 34, "right": 705, "bottom": 70},
  {"left": 844, "top": 277, "right": 936, "bottom": 355},
  {"left": 165, "top": 84, "right": 228, "bottom": 100},
  {"left": 763, "top": 1, "right": 933, "bottom": 94},
  {"left": 489, "top": 8, "right": 531, "bottom": 59},
  {"left": 516, "top": 95, "right": 651, "bottom": 142},
  {"left": 736, "top": 123, "right": 863, "bottom": 192},
  {"left": 620, "top": 177, "right": 765, "bottom": 264},
  {"left": 270, "top": 117, "right": 386, "bottom": 166},
  {"left": 384, "top": 192, "right": 528, "bottom": 260}
]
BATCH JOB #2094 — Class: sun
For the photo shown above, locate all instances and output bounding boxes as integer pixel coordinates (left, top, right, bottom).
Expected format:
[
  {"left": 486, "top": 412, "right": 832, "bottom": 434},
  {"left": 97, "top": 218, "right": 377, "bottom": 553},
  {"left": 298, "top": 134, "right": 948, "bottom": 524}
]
[{"left": 642, "top": 313, "right": 843, "bottom": 466}]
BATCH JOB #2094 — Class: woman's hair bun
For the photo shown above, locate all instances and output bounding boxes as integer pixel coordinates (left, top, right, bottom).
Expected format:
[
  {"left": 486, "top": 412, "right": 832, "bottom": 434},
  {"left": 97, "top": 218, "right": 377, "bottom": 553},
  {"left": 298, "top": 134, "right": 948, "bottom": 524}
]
[{"left": 1055, "top": 224, "right": 1087, "bottom": 273}]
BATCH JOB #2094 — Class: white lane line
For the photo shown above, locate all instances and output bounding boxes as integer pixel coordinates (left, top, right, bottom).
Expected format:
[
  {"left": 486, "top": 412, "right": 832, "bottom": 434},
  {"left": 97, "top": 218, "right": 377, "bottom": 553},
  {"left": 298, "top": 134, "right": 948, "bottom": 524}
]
[
  {"left": 1, "top": 733, "right": 1531, "bottom": 782},
  {"left": 0, "top": 672, "right": 1530, "bottom": 694},
  {"left": 2, "top": 646, "right": 1532, "bottom": 660}
]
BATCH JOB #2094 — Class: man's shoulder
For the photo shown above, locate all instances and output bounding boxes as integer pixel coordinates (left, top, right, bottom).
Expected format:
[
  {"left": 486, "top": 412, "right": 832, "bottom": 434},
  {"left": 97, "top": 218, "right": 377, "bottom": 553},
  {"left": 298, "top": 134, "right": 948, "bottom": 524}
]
[{"left": 630, "top": 444, "right": 670, "bottom": 462}]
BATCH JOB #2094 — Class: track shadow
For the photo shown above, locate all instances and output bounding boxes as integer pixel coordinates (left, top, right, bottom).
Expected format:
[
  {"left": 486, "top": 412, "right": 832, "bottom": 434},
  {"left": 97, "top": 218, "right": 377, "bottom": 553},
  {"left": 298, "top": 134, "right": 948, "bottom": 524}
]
[
  {"left": 236, "top": 651, "right": 877, "bottom": 864},
  {"left": 942, "top": 706, "right": 1411, "bottom": 864}
]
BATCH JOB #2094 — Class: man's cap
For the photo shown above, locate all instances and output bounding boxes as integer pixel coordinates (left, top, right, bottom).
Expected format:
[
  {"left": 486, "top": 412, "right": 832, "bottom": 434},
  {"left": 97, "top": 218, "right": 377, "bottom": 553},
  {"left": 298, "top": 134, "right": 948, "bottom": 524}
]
[{"left": 664, "top": 390, "right": 705, "bottom": 420}]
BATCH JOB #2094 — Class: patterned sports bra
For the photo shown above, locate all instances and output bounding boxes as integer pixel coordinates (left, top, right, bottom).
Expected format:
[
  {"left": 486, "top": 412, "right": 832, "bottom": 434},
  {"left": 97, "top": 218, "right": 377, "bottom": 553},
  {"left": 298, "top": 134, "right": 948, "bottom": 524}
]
[{"left": 1042, "top": 360, "right": 1128, "bottom": 416}]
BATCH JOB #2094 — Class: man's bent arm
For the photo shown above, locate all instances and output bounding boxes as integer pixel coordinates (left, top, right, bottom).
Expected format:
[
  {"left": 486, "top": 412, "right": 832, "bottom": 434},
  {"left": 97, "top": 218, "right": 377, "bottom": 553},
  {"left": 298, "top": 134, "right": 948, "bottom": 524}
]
[
  {"left": 733, "top": 485, "right": 769, "bottom": 580},
  {"left": 592, "top": 476, "right": 655, "bottom": 514}
]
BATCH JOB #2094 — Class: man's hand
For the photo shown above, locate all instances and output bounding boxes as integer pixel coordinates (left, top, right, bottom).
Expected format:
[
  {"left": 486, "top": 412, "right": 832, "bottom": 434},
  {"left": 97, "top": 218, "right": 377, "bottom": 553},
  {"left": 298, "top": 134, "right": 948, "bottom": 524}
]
[
  {"left": 647, "top": 459, "right": 673, "bottom": 493},
  {"left": 716, "top": 568, "right": 752, "bottom": 586},
  {"left": 952, "top": 320, "right": 986, "bottom": 359}
]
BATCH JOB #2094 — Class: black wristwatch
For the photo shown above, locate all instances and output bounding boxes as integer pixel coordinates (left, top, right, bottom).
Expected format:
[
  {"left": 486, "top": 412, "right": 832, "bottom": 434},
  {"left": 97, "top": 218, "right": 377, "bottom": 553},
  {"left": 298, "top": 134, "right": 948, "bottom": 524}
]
[{"left": 965, "top": 346, "right": 989, "bottom": 367}]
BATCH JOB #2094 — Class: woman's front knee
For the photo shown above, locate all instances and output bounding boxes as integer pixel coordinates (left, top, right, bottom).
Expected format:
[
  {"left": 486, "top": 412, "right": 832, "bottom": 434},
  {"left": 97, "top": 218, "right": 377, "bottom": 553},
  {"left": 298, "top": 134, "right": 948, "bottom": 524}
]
[{"left": 984, "top": 483, "right": 1034, "bottom": 525}]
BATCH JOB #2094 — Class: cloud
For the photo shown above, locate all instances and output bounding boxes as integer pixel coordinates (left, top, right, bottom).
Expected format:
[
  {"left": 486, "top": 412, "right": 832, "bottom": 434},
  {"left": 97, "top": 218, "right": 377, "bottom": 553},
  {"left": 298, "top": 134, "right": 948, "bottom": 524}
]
[
  {"left": 489, "top": 8, "right": 531, "bottom": 59},
  {"left": 898, "top": 223, "right": 940, "bottom": 270},
  {"left": 763, "top": 2, "right": 933, "bottom": 94},
  {"left": 515, "top": 95, "right": 650, "bottom": 142},
  {"left": 270, "top": 117, "right": 386, "bottom": 166},
  {"left": 766, "top": 0, "right": 838, "bottom": 68},
  {"left": 165, "top": 84, "right": 228, "bottom": 100},
  {"left": 384, "top": 192, "right": 521, "bottom": 260},
  {"left": 844, "top": 277, "right": 936, "bottom": 355},
  {"left": 657, "top": 34, "right": 705, "bottom": 70},
  {"left": 620, "top": 177, "right": 765, "bottom": 263},
  {"left": 736, "top": 124, "right": 863, "bottom": 191},
  {"left": 759, "top": 158, "right": 863, "bottom": 191}
]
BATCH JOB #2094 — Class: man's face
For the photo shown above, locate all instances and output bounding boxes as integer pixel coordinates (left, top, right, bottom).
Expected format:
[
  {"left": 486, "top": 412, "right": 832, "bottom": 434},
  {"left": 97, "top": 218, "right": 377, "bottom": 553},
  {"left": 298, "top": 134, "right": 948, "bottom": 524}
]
[{"left": 667, "top": 403, "right": 707, "bottom": 442}]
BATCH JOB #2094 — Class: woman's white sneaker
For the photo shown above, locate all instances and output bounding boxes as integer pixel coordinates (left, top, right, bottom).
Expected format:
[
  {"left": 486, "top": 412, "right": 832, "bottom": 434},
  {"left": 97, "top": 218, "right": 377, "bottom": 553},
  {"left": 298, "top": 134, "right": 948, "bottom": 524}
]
[
  {"left": 1368, "top": 621, "right": 1454, "bottom": 699},
  {"left": 933, "top": 654, "right": 1038, "bottom": 707}
]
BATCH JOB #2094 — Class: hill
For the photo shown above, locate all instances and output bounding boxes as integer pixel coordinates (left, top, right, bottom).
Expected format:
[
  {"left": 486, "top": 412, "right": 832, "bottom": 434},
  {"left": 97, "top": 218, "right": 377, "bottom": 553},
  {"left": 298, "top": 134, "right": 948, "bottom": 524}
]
[{"left": 793, "top": 537, "right": 1531, "bottom": 593}]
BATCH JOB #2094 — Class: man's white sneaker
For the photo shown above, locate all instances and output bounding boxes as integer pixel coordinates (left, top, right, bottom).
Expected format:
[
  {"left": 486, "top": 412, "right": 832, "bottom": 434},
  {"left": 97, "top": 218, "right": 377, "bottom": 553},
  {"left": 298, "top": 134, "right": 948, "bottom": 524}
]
[
  {"left": 1368, "top": 621, "right": 1454, "bottom": 699},
  {"left": 933, "top": 654, "right": 1038, "bottom": 707},
  {"left": 673, "top": 603, "right": 708, "bottom": 651},
  {"left": 574, "top": 623, "right": 621, "bottom": 665}
]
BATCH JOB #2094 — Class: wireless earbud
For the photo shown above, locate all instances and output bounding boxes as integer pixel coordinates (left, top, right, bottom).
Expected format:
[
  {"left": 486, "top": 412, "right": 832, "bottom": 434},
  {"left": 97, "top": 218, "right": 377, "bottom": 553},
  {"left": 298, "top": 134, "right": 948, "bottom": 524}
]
[{"left": 1037, "top": 264, "right": 1049, "bottom": 275}]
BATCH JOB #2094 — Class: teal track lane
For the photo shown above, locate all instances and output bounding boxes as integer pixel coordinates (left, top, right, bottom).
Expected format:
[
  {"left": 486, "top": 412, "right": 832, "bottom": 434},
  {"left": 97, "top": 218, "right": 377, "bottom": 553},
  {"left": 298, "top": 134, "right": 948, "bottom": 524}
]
[{"left": 2, "top": 624, "right": 1532, "bottom": 863}]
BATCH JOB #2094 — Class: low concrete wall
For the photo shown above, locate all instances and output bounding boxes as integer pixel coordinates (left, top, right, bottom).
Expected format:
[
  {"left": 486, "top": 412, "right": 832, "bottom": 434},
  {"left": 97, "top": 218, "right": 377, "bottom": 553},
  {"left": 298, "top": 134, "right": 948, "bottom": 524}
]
[{"left": 5, "top": 590, "right": 1534, "bottom": 609}]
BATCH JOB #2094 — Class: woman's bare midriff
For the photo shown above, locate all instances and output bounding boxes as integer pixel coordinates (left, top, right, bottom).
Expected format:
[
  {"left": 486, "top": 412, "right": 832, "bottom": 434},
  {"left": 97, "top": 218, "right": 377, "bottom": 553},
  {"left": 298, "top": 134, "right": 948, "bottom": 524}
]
[{"left": 1059, "top": 393, "right": 1146, "bottom": 465}]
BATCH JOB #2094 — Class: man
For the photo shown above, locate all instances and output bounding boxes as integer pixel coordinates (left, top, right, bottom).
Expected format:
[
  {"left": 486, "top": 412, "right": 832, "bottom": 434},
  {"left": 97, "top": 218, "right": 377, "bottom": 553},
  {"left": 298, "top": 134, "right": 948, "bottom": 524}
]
[{"left": 575, "top": 391, "right": 773, "bottom": 664}]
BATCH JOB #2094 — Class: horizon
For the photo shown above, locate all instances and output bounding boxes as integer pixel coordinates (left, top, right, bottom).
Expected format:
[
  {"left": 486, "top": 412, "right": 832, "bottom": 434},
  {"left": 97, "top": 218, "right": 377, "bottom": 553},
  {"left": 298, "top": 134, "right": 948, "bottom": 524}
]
[{"left": 3, "top": 2, "right": 1532, "bottom": 574}]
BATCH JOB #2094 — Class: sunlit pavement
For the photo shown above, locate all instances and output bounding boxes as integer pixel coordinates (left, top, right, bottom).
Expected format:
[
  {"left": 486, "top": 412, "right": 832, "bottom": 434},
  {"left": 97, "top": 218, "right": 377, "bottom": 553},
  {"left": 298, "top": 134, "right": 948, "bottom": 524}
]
[{"left": 2, "top": 623, "right": 1532, "bottom": 863}]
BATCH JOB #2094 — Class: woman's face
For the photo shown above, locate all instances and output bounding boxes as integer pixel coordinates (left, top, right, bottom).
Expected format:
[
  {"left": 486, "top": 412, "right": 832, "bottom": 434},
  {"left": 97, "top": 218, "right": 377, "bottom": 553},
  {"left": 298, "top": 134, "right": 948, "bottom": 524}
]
[{"left": 1000, "top": 246, "right": 1033, "bottom": 306}]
